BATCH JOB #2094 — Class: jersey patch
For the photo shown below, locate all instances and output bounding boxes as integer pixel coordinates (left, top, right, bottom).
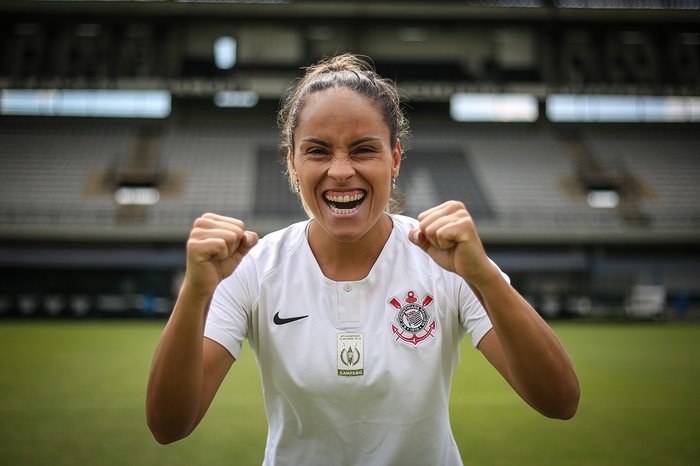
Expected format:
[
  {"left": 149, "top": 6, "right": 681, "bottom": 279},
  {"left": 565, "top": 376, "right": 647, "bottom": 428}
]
[
  {"left": 337, "top": 332, "right": 364, "bottom": 376},
  {"left": 388, "top": 290, "right": 437, "bottom": 347}
]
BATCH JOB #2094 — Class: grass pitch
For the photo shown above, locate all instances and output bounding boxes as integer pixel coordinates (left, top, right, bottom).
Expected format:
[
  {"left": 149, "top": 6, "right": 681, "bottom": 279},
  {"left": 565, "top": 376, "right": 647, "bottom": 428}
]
[{"left": 1, "top": 321, "right": 698, "bottom": 465}]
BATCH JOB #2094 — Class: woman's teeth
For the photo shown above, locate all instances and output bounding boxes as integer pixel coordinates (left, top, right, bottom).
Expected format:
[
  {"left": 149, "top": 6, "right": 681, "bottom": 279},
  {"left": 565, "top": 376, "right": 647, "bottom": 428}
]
[
  {"left": 324, "top": 192, "right": 365, "bottom": 214},
  {"left": 325, "top": 193, "right": 364, "bottom": 203}
]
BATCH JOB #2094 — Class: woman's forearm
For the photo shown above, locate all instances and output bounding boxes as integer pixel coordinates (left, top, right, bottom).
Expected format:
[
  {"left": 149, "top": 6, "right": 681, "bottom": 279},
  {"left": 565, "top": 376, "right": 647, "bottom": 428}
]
[
  {"left": 469, "top": 266, "right": 580, "bottom": 419},
  {"left": 146, "top": 284, "right": 211, "bottom": 444}
]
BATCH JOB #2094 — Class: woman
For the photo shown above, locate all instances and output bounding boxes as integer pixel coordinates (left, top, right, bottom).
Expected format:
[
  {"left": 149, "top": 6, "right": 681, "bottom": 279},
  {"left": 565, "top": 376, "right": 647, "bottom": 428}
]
[{"left": 146, "top": 54, "right": 579, "bottom": 465}]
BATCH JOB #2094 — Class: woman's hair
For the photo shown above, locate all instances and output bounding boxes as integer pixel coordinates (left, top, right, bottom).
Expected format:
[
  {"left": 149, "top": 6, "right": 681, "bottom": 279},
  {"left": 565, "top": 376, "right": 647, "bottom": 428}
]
[{"left": 278, "top": 53, "right": 409, "bottom": 215}]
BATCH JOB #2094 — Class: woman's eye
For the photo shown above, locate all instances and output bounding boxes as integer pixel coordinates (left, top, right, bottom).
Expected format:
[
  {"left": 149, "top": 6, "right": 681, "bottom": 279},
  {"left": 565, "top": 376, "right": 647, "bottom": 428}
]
[
  {"left": 306, "top": 147, "right": 329, "bottom": 156},
  {"left": 355, "top": 146, "right": 377, "bottom": 154}
]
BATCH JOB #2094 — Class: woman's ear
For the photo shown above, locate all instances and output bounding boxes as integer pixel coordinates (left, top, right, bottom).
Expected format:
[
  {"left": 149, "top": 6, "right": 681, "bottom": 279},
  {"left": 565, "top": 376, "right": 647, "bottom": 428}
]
[
  {"left": 287, "top": 149, "right": 299, "bottom": 192},
  {"left": 287, "top": 149, "right": 299, "bottom": 184},
  {"left": 392, "top": 140, "right": 402, "bottom": 178},
  {"left": 287, "top": 149, "right": 295, "bottom": 173}
]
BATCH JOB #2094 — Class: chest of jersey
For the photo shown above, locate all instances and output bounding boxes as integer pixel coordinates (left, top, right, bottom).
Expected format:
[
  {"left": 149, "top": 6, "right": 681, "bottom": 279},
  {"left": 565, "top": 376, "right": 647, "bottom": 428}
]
[{"left": 248, "top": 257, "right": 463, "bottom": 417}]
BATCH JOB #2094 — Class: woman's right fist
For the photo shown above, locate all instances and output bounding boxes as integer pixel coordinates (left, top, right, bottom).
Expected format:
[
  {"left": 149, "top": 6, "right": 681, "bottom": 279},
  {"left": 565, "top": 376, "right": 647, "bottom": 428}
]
[{"left": 184, "top": 213, "right": 258, "bottom": 298}]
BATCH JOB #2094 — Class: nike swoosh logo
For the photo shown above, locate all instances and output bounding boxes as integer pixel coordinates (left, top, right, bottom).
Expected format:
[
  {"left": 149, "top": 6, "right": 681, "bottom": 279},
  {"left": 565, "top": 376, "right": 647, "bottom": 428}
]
[{"left": 273, "top": 312, "right": 309, "bottom": 325}]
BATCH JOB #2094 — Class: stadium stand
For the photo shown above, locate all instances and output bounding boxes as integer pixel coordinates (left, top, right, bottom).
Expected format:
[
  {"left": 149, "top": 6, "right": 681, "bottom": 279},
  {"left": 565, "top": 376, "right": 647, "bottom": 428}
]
[
  {"left": 398, "top": 143, "right": 494, "bottom": 220},
  {"left": 581, "top": 126, "right": 700, "bottom": 230},
  {"left": 253, "top": 144, "right": 306, "bottom": 218},
  {"left": 0, "top": 121, "right": 698, "bottom": 237},
  {"left": 152, "top": 125, "right": 262, "bottom": 225},
  {"left": 0, "top": 121, "right": 137, "bottom": 227},
  {"left": 458, "top": 125, "right": 623, "bottom": 230},
  {"left": 0, "top": 1, "right": 698, "bottom": 320}
]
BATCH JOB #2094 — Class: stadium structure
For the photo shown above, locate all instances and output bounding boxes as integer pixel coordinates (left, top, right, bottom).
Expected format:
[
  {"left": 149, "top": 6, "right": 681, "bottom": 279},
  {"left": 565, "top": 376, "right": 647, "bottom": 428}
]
[{"left": 0, "top": 0, "right": 698, "bottom": 320}]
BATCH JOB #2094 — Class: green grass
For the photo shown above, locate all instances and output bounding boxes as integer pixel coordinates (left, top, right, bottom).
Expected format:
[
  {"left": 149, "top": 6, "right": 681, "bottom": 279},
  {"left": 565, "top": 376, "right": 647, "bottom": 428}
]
[
  {"left": 1, "top": 321, "right": 699, "bottom": 465},
  {"left": 451, "top": 324, "right": 700, "bottom": 466}
]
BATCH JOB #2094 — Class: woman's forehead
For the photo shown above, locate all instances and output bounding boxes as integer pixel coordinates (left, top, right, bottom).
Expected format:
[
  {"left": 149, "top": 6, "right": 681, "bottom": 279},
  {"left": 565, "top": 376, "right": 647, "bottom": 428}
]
[{"left": 295, "top": 87, "right": 388, "bottom": 137}]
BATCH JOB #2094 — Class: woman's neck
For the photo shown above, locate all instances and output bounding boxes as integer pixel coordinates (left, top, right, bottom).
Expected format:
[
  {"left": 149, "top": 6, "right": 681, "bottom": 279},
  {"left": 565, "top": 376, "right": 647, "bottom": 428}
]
[{"left": 307, "top": 215, "right": 393, "bottom": 282}]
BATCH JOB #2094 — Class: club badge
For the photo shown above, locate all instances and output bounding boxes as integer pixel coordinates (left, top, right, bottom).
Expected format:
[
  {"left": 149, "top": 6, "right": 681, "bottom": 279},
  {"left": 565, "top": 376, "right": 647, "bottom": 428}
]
[{"left": 388, "top": 290, "right": 436, "bottom": 347}]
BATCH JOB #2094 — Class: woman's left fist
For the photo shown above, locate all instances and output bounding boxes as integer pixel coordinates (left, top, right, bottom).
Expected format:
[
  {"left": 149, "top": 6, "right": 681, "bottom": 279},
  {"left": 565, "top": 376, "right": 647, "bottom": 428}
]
[{"left": 409, "top": 200, "right": 494, "bottom": 283}]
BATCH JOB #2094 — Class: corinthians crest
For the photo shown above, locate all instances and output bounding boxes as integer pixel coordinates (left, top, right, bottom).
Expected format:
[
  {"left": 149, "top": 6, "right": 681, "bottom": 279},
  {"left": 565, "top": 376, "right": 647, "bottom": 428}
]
[{"left": 388, "top": 290, "right": 436, "bottom": 347}]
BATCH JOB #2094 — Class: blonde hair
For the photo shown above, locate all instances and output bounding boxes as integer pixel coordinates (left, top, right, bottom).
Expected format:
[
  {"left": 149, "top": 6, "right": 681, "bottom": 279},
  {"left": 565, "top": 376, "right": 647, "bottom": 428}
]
[{"left": 278, "top": 53, "right": 409, "bottom": 215}]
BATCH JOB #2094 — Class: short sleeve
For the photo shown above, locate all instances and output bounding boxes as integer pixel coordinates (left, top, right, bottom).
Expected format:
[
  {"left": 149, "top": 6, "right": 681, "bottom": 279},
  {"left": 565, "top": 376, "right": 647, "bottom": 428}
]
[
  {"left": 459, "top": 259, "right": 510, "bottom": 348},
  {"left": 204, "top": 258, "right": 257, "bottom": 359},
  {"left": 459, "top": 287, "right": 492, "bottom": 348}
]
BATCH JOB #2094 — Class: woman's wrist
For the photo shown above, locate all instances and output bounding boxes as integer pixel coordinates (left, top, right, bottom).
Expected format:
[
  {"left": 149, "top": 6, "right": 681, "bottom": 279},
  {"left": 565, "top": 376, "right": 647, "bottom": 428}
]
[
  {"left": 176, "top": 279, "right": 215, "bottom": 315},
  {"left": 461, "top": 261, "right": 504, "bottom": 297}
]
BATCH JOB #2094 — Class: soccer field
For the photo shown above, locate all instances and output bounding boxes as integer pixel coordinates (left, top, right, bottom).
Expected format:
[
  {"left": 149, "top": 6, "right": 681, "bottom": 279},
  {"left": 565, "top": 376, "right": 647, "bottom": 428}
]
[{"left": 1, "top": 321, "right": 698, "bottom": 465}]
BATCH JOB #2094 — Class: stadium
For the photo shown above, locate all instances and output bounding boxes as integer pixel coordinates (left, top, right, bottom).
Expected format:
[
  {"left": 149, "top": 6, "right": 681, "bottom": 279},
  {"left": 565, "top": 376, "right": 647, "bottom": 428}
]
[{"left": 0, "top": 1, "right": 699, "bottom": 465}]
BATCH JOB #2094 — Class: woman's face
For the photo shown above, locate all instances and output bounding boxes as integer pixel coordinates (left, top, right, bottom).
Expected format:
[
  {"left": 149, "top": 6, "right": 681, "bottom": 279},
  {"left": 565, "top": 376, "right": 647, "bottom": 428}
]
[{"left": 290, "top": 87, "right": 401, "bottom": 244}]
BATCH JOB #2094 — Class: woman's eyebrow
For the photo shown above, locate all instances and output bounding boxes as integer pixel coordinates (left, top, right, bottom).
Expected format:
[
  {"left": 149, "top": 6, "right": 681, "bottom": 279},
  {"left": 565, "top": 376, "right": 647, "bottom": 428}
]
[
  {"left": 300, "top": 136, "right": 382, "bottom": 148},
  {"left": 300, "top": 137, "right": 331, "bottom": 147},
  {"left": 348, "top": 137, "right": 382, "bottom": 147}
]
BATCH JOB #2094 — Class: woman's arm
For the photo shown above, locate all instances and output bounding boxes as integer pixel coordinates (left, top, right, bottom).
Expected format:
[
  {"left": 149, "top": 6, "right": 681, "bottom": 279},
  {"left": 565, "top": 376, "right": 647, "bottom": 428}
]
[
  {"left": 471, "top": 274, "right": 579, "bottom": 419},
  {"left": 409, "top": 201, "right": 580, "bottom": 419},
  {"left": 146, "top": 287, "right": 235, "bottom": 443},
  {"left": 146, "top": 214, "right": 258, "bottom": 443}
]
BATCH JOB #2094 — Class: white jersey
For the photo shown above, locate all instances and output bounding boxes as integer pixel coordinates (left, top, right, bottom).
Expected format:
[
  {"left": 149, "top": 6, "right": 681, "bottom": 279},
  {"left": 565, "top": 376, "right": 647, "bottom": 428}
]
[{"left": 204, "top": 215, "right": 496, "bottom": 466}]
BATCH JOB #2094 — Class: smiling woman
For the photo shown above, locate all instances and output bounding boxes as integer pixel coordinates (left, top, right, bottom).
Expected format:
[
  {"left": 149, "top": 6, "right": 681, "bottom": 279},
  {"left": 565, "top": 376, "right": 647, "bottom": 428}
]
[
  {"left": 279, "top": 55, "right": 408, "bottom": 209},
  {"left": 146, "top": 53, "right": 579, "bottom": 466},
  {"left": 290, "top": 86, "right": 401, "bottom": 251}
]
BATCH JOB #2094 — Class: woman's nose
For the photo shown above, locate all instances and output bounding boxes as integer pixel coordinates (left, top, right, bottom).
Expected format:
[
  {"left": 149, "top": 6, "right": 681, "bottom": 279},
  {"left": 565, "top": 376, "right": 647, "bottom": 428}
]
[{"left": 327, "top": 154, "right": 355, "bottom": 181}]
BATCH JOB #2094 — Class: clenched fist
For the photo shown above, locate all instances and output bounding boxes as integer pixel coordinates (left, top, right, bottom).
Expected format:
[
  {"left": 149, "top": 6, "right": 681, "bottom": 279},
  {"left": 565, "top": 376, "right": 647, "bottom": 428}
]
[
  {"left": 408, "top": 201, "right": 495, "bottom": 285},
  {"left": 184, "top": 213, "right": 258, "bottom": 298}
]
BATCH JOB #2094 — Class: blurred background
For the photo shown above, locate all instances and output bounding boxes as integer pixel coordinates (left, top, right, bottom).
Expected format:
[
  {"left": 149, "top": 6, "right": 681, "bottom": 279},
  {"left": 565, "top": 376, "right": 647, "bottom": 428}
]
[
  {"left": 0, "top": 0, "right": 698, "bottom": 322},
  {"left": 1, "top": 2, "right": 699, "bottom": 466}
]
